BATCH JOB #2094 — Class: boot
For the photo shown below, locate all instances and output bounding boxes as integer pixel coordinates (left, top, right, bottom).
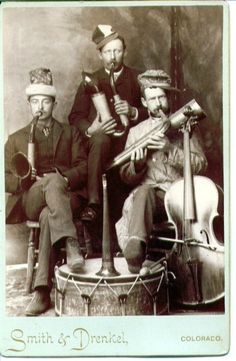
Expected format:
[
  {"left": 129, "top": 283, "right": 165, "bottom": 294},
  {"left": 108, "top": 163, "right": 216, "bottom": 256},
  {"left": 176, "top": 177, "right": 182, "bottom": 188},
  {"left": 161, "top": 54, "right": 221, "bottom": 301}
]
[
  {"left": 25, "top": 287, "right": 51, "bottom": 316},
  {"left": 123, "top": 237, "right": 146, "bottom": 274},
  {"left": 66, "top": 237, "right": 85, "bottom": 271}
]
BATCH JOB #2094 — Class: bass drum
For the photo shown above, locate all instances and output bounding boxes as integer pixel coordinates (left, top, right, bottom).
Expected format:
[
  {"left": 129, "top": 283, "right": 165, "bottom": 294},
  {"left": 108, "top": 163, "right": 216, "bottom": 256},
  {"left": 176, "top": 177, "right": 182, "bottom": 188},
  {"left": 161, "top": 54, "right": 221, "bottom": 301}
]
[{"left": 55, "top": 257, "right": 168, "bottom": 316}]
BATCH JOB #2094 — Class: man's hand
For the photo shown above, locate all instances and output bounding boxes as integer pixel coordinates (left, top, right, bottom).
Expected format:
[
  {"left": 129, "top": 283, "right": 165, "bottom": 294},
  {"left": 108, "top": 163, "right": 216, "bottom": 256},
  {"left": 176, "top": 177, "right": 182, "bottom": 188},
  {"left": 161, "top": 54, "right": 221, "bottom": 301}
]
[
  {"left": 31, "top": 168, "right": 37, "bottom": 181},
  {"left": 87, "top": 113, "right": 117, "bottom": 136},
  {"left": 114, "top": 99, "right": 135, "bottom": 118},
  {"left": 146, "top": 131, "right": 170, "bottom": 152},
  {"left": 131, "top": 147, "right": 148, "bottom": 172}
]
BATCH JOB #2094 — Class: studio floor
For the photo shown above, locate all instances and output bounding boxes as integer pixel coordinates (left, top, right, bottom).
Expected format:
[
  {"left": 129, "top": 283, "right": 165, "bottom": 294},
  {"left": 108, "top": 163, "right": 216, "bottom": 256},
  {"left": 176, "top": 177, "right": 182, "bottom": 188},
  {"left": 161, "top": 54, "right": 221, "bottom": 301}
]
[{"left": 6, "top": 265, "right": 55, "bottom": 317}]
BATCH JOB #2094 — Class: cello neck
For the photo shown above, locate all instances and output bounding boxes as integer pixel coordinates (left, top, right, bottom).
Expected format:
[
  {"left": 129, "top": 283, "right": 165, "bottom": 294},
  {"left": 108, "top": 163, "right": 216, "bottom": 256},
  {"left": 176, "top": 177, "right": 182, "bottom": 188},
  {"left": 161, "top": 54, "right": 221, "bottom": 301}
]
[{"left": 183, "top": 129, "right": 195, "bottom": 222}]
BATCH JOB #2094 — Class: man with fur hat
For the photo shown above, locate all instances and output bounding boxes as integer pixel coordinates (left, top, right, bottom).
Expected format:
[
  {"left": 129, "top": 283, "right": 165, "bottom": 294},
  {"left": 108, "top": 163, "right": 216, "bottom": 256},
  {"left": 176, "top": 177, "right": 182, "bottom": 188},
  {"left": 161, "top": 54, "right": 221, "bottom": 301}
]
[
  {"left": 116, "top": 69, "right": 208, "bottom": 273},
  {"left": 69, "top": 25, "right": 147, "bottom": 223},
  {"left": 5, "top": 68, "right": 87, "bottom": 316}
]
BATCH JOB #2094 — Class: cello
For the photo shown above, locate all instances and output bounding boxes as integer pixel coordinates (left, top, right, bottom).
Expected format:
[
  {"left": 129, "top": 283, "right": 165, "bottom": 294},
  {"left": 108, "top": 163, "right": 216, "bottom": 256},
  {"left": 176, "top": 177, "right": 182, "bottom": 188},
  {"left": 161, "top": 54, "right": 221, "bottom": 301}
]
[{"left": 165, "top": 107, "right": 224, "bottom": 305}]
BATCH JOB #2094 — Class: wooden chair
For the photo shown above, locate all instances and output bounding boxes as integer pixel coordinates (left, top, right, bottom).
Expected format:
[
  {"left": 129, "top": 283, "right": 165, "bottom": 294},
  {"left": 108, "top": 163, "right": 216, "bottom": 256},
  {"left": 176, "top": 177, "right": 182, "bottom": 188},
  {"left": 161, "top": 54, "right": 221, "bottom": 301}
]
[
  {"left": 25, "top": 220, "right": 93, "bottom": 294},
  {"left": 25, "top": 220, "right": 40, "bottom": 294}
]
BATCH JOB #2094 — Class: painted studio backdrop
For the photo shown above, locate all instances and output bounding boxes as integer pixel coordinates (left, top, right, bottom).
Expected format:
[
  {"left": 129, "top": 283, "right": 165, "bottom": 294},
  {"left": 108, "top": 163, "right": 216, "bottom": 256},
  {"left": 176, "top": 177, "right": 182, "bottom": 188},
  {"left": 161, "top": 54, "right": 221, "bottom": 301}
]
[{"left": 3, "top": 4, "right": 223, "bottom": 265}]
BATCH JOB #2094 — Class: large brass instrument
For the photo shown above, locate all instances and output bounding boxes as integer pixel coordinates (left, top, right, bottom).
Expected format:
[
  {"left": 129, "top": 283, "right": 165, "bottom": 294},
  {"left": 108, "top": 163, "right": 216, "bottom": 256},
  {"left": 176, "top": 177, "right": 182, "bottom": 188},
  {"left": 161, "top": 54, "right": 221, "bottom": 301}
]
[
  {"left": 11, "top": 111, "right": 42, "bottom": 180},
  {"left": 96, "top": 173, "right": 120, "bottom": 277},
  {"left": 83, "top": 68, "right": 129, "bottom": 137},
  {"left": 109, "top": 62, "right": 129, "bottom": 136},
  {"left": 107, "top": 99, "right": 205, "bottom": 170}
]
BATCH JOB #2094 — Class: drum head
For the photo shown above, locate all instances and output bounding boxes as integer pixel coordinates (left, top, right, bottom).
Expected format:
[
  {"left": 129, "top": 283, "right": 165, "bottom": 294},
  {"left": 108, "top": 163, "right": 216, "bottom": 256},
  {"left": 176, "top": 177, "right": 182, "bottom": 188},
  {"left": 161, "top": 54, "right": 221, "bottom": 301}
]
[{"left": 57, "top": 257, "right": 165, "bottom": 284}]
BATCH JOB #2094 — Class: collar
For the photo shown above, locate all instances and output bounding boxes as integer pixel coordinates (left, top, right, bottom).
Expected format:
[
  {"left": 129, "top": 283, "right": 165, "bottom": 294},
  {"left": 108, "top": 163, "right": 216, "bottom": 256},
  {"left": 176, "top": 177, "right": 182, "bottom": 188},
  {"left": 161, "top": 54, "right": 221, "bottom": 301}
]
[
  {"left": 147, "top": 114, "right": 170, "bottom": 133},
  {"left": 149, "top": 114, "right": 163, "bottom": 123},
  {"left": 36, "top": 117, "right": 54, "bottom": 131}
]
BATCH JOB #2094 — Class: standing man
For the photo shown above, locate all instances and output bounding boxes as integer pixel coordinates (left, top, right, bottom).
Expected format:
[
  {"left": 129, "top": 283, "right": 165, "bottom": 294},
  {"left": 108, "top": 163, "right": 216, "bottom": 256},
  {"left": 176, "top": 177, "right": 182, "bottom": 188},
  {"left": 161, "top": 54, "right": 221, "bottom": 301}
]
[
  {"left": 69, "top": 25, "right": 148, "bottom": 222},
  {"left": 116, "top": 69, "right": 208, "bottom": 273},
  {"left": 5, "top": 68, "right": 87, "bottom": 316}
]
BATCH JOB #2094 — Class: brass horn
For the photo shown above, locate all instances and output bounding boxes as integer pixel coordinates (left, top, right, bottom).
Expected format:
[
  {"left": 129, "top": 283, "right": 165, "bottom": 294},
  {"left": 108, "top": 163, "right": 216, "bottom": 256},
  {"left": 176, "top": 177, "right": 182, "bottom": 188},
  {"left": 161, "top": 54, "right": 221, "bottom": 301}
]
[
  {"left": 96, "top": 174, "right": 120, "bottom": 277},
  {"left": 107, "top": 99, "right": 206, "bottom": 170},
  {"left": 82, "top": 70, "right": 128, "bottom": 137},
  {"left": 109, "top": 62, "right": 129, "bottom": 137},
  {"left": 11, "top": 111, "right": 42, "bottom": 180},
  {"left": 11, "top": 152, "right": 32, "bottom": 180}
]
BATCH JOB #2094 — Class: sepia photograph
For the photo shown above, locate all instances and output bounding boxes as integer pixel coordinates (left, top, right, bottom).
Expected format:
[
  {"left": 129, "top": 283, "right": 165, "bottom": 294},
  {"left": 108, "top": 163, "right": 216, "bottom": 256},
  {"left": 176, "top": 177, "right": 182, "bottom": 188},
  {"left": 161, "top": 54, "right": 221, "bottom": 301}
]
[{"left": 0, "top": 0, "right": 230, "bottom": 357}]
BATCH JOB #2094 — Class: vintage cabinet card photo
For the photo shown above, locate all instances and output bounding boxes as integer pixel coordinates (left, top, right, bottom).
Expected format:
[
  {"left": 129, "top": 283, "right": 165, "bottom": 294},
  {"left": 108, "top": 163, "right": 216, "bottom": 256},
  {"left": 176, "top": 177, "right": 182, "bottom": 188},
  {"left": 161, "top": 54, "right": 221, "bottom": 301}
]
[{"left": 0, "top": 0, "right": 230, "bottom": 357}]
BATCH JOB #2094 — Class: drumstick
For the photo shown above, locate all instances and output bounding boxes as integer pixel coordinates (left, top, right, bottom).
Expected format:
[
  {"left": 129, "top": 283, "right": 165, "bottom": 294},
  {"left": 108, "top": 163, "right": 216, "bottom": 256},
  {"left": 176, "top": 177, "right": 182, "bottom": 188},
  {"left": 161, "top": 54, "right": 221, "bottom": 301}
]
[{"left": 139, "top": 258, "right": 165, "bottom": 276}]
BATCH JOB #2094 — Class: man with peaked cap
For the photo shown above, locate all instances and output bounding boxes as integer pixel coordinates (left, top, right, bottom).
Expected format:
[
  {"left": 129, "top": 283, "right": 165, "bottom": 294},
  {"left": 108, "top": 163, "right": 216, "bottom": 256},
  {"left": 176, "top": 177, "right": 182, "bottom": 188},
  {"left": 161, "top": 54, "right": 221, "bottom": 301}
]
[
  {"left": 5, "top": 68, "right": 88, "bottom": 316},
  {"left": 116, "top": 69, "right": 208, "bottom": 273},
  {"left": 69, "top": 24, "right": 148, "bottom": 223}
]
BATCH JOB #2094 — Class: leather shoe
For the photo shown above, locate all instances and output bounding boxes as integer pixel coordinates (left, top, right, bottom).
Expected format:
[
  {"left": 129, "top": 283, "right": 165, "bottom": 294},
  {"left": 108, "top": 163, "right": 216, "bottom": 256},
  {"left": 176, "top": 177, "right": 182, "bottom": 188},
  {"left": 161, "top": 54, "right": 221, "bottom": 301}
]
[
  {"left": 123, "top": 238, "right": 146, "bottom": 274},
  {"left": 25, "top": 288, "right": 51, "bottom": 316},
  {"left": 66, "top": 237, "right": 85, "bottom": 271},
  {"left": 80, "top": 206, "right": 99, "bottom": 222}
]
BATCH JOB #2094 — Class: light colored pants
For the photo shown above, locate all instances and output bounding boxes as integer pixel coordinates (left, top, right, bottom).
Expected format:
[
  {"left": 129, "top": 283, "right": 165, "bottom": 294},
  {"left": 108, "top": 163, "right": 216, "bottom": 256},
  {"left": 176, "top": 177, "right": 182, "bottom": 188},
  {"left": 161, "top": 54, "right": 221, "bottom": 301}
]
[{"left": 116, "top": 185, "right": 166, "bottom": 251}]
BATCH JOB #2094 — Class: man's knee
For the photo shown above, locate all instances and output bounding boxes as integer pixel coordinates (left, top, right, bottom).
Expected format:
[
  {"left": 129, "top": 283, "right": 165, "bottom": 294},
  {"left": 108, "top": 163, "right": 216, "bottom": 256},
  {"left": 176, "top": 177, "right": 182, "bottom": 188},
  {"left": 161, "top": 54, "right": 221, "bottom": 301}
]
[
  {"left": 89, "top": 133, "right": 111, "bottom": 150},
  {"left": 134, "top": 185, "right": 155, "bottom": 201},
  {"left": 39, "top": 206, "right": 49, "bottom": 222},
  {"left": 45, "top": 173, "right": 67, "bottom": 191}
]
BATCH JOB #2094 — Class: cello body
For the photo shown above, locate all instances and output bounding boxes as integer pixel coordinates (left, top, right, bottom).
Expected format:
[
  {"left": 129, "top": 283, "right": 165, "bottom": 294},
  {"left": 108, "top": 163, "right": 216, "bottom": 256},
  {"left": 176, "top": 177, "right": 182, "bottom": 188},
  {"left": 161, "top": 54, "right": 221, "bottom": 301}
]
[{"left": 165, "top": 175, "right": 224, "bottom": 305}]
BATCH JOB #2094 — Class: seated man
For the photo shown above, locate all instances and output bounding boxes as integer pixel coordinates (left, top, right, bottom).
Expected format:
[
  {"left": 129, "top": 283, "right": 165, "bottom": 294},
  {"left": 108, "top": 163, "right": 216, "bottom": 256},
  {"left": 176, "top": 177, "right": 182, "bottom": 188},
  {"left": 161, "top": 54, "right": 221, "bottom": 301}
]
[
  {"left": 5, "top": 68, "right": 87, "bottom": 316},
  {"left": 69, "top": 24, "right": 148, "bottom": 223},
  {"left": 116, "top": 69, "right": 208, "bottom": 273}
]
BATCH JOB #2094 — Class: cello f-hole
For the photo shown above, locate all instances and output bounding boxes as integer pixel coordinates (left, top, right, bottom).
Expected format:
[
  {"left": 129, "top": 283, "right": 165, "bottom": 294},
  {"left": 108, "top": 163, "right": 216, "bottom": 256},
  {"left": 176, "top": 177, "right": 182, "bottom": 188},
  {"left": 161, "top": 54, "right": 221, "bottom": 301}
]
[{"left": 200, "top": 229, "right": 210, "bottom": 245}]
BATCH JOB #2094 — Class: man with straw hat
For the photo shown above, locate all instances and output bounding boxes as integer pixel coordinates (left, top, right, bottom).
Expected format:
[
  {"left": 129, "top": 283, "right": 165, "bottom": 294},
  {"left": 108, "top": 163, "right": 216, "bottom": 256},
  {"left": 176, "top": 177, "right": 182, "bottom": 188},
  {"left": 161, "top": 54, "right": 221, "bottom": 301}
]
[{"left": 116, "top": 69, "right": 207, "bottom": 274}]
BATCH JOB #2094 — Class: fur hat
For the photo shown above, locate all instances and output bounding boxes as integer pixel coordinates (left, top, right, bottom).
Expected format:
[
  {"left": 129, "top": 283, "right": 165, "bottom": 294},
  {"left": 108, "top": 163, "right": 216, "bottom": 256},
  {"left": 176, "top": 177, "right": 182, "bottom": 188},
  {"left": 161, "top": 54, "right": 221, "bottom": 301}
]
[
  {"left": 138, "top": 69, "right": 180, "bottom": 92},
  {"left": 25, "top": 68, "right": 56, "bottom": 98},
  {"left": 92, "top": 24, "right": 119, "bottom": 50}
]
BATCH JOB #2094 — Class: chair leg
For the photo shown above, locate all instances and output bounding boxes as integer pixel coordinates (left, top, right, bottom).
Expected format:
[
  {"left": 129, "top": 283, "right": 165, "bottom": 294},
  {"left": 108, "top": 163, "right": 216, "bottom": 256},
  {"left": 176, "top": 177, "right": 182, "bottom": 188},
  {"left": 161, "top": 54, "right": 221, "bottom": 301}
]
[
  {"left": 83, "top": 225, "right": 93, "bottom": 257},
  {"left": 25, "top": 228, "right": 37, "bottom": 294}
]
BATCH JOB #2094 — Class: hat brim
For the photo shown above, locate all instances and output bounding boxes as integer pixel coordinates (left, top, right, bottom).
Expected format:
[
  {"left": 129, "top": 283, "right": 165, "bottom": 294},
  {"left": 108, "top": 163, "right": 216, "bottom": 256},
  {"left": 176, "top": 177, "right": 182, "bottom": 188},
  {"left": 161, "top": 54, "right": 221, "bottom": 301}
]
[
  {"left": 158, "top": 84, "right": 180, "bottom": 92},
  {"left": 142, "top": 82, "right": 180, "bottom": 92},
  {"left": 96, "top": 32, "right": 119, "bottom": 50},
  {"left": 26, "top": 84, "right": 56, "bottom": 97}
]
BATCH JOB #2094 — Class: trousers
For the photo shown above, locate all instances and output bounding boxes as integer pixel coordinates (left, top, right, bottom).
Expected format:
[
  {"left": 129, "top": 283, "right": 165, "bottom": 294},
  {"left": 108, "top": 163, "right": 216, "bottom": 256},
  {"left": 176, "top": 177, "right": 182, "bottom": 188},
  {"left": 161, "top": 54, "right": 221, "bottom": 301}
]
[
  {"left": 127, "top": 185, "right": 166, "bottom": 245},
  {"left": 87, "top": 133, "right": 126, "bottom": 206},
  {"left": 22, "top": 173, "right": 85, "bottom": 289}
]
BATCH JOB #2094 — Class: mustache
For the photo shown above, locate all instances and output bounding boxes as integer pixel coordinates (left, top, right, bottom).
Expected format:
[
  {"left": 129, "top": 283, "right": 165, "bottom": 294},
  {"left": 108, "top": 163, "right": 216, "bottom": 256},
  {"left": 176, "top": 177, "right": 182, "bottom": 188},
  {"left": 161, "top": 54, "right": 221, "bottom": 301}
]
[
  {"left": 152, "top": 106, "right": 162, "bottom": 114},
  {"left": 150, "top": 106, "right": 169, "bottom": 118}
]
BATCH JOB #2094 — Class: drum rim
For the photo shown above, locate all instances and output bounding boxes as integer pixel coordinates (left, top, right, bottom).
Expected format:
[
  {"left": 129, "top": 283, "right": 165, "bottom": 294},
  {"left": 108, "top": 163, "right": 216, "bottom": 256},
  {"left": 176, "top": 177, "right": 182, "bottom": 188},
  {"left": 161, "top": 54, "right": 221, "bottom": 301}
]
[{"left": 56, "top": 258, "right": 165, "bottom": 284}]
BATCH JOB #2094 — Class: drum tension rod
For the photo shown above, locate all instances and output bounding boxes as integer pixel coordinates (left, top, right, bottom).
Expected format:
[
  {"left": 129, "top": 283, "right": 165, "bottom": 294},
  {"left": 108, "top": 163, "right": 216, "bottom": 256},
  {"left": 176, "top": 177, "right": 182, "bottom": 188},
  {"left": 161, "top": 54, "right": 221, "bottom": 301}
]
[
  {"left": 118, "top": 294, "right": 128, "bottom": 304},
  {"left": 81, "top": 294, "right": 91, "bottom": 305},
  {"left": 118, "top": 294, "right": 128, "bottom": 316},
  {"left": 81, "top": 294, "right": 91, "bottom": 317}
]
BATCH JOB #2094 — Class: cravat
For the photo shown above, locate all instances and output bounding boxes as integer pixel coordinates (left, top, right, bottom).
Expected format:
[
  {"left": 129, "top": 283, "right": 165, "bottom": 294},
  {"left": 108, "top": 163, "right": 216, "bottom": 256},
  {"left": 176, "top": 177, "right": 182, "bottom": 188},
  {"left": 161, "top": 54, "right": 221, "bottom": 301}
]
[{"left": 42, "top": 127, "right": 50, "bottom": 137}]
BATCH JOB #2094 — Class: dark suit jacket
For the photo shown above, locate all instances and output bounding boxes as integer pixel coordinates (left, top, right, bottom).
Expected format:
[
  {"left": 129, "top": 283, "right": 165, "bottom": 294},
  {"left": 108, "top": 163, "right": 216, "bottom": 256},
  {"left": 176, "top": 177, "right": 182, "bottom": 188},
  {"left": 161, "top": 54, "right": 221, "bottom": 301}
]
[
  {"left": 68, "top": 65, "right": 148, "bottom": 135},
  {"left": 5, "top": 118, "right": 87, "bottom": 224}
]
